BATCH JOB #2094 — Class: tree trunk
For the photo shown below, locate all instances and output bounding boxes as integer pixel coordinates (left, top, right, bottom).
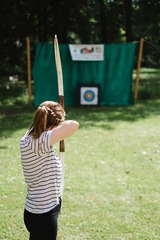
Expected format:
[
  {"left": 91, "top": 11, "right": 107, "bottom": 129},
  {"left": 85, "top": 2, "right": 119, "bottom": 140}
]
[
  {"left": 124, "top": 0, "right": 133, "bottom": 42},
  {"left": 98, "top": 0, "right": 108, "bottom": 43}
]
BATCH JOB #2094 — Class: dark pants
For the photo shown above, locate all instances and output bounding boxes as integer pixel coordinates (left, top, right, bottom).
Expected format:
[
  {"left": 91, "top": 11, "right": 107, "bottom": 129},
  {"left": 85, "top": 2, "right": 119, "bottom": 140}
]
[{"left": 24, "top": 203, "right": 61, "bottom": 240}]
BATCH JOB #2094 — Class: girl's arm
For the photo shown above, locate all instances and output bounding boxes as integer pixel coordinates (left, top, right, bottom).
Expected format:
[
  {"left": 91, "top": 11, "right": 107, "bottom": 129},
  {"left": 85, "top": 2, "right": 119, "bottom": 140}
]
[{"left": 50, "top": 120, "right": 79, "bottom": 145}]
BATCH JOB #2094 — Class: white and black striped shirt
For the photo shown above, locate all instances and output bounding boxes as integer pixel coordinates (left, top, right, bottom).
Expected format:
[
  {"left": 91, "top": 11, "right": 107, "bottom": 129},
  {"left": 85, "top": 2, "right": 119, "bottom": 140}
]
[{"left": 20, "top": 130, "right": 62, "bottom": 214}]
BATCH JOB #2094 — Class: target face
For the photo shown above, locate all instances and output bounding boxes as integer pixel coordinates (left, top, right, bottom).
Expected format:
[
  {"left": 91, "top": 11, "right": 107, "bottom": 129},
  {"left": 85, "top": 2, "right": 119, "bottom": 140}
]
[
  {"left": 84, "top": 90, "right": 95, "bottom": 102},
  {"left": 80, "top": 86, "right": 99, "bottom": 105}
]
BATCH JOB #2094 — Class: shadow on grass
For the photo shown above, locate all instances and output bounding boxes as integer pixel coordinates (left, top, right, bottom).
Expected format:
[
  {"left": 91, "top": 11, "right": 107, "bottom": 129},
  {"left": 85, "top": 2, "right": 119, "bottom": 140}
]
[
  {"left": 0, "top": 99, "right": 160, "bottom": 137},
  {"left": 0, "top": 100, "right": 35, "bottom": 138},
  {"left": 66, "top": 99, "right": 160, "bottom": 129}
]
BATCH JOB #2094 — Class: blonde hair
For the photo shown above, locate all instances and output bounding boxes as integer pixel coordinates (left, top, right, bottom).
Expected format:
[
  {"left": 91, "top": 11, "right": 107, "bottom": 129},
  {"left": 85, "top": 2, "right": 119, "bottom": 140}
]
[{"left": 28, "top": 101, "right": 65, "bottom": 139}]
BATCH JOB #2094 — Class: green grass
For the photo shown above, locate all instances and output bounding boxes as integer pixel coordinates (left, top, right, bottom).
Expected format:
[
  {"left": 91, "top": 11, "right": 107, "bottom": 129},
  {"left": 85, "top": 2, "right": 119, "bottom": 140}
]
[
  {"left": 133, "top": 68, "right": 160, "bottom": 100},
  {"left": 0, "top": 68, "right": 160, "bottom": 239},
  {"left": 133, "top": 68, "right": 160, "bottom": 80},
  {"left": 1, "top": 96, "right": 160, "bottom": 239}
]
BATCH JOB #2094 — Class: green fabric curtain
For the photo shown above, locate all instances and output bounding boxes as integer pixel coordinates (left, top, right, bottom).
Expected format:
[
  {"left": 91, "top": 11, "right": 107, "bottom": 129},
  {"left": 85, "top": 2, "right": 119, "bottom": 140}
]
[{"left": 32, "top": 42, "right": 137, "bottom": 106}]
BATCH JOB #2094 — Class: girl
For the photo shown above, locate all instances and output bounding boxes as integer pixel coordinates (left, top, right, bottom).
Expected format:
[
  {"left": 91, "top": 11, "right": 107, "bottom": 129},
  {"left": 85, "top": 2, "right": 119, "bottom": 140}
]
[{"left": 20, "top": 101, "right": 79, "bottom": 240}]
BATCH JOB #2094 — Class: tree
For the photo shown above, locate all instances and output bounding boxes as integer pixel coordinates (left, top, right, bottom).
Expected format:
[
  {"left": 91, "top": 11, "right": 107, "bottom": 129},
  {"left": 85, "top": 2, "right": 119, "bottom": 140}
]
[
  {"left": 124, "top": 0, "right": 133, "bottom": 42},
  {"left": 0, "top": 0, "right": 159, "bottom": 76},
  {"left": 132, "top": 0, "right": 160, "bottom": 66}
]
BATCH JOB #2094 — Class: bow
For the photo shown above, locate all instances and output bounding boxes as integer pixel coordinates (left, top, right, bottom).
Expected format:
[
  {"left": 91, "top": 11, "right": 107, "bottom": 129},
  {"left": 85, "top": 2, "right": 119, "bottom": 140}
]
[{"left": 54, "top": 35, "right": 65, "bottom": 198}]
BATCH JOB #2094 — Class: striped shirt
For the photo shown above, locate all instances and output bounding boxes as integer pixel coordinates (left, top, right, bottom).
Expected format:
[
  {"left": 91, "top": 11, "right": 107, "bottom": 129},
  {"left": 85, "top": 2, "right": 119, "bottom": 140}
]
[{"left": 20, "top": 130, "right": 62, "bottom": 214}]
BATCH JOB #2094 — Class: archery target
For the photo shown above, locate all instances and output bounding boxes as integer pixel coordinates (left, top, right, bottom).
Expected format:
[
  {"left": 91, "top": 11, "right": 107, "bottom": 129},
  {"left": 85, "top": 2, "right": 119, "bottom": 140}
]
[{"left": 79, "top": 86, "right": 100, "bottom": 105}]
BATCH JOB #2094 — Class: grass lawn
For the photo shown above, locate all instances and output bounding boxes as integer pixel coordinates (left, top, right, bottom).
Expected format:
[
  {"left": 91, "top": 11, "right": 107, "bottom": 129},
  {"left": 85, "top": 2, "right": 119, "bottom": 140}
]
[{"left": 0, "top": 97, "right": 160, "bottom": 239}]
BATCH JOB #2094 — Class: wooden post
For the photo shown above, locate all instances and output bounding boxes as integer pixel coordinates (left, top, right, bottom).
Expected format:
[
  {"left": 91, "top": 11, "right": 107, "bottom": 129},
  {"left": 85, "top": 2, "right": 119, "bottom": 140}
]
[
  {"left": 26, "top": 37, "right": 32, "bottom": 103},
  {"left": 134, "top": 38, "right": 144, "bottom": 103}
]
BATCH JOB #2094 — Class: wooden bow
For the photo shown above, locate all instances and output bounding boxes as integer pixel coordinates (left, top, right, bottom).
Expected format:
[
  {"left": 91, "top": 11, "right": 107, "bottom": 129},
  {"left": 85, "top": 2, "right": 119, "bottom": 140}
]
[{"left": 54, "top": 35, "right": 65, "bottom": 198}]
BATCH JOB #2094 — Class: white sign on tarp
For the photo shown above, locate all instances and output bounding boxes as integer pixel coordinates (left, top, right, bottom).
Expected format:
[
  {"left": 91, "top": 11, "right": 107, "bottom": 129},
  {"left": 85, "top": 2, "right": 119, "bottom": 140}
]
[{"left": 69, "top": 44, "right": 104, "bottom": 61}]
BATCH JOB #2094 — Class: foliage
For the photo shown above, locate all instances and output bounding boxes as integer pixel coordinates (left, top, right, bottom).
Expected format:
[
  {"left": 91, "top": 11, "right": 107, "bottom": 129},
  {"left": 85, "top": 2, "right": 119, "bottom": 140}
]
[
  {"left": 132, "top": 1, "right": 160, "bottom": 67},
  {"left": 0, "top": 0, "right": 159, "bottom": 77}
]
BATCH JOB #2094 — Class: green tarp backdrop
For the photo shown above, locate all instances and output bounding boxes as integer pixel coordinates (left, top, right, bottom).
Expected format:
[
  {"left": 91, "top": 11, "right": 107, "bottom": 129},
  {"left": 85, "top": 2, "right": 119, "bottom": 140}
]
[{"left": 32, "top": 43, "right": 137, "bottom": 106}]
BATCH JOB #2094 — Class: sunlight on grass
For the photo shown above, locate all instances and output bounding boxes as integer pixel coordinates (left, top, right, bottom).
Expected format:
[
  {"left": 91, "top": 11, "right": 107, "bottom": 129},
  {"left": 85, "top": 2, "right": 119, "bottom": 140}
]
[{"left": 1, "top": 98, "right": 160, "bottom": 239}]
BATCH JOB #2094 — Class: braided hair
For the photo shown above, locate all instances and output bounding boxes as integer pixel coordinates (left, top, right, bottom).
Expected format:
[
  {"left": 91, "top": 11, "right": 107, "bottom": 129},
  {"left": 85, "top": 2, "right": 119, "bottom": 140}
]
[{"left": 28, "top": 101, "right": 65, "bottom": 139}]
